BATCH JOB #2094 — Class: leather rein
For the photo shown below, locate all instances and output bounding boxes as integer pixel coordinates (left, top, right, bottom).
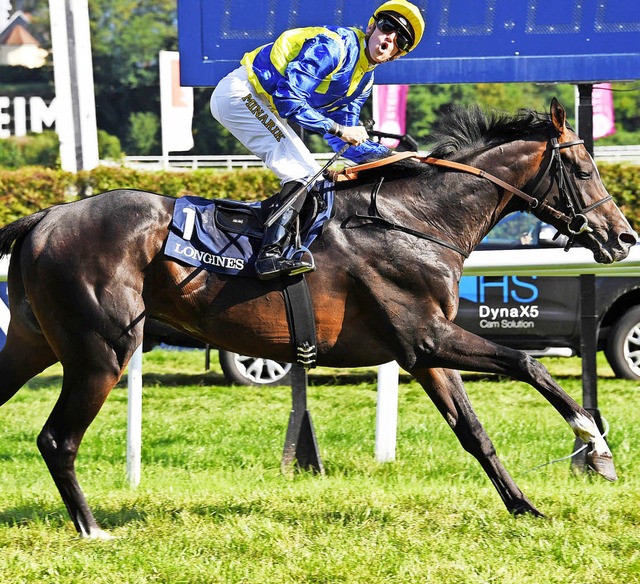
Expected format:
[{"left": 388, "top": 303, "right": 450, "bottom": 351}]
[{"left": 423, "top": 136, "right": 611, "bottom": 236}]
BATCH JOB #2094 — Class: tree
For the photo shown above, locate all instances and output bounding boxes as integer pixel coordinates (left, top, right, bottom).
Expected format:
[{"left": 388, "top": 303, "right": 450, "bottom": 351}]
[
  {"left": 10, "top": 1, "right": 177, "bottom": 154},
  {"left": 88, "top": 0, "right": 177, "bottom": 153},
  {"left": 126, "top": 112, "right": 159, "bottom": 155},
  {"left": 7, "top": 3, "right": 640, "bottom": 155},
  {"left": 89, "top": 0, "right": 177, "bottom": 90},
  {"left": 406, "top": 84, "right": 478, "bottom": 146}
]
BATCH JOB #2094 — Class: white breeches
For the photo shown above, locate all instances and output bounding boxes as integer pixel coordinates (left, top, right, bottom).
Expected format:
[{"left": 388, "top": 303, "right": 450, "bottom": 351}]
[{"left": 210, "top": 66, "right": 322, "bottom": 186}]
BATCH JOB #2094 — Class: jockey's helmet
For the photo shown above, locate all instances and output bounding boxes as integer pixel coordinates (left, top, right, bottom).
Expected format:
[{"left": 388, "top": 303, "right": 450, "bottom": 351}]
[{"left": 369, "top": 0, "right": 425, "bottom": 54}]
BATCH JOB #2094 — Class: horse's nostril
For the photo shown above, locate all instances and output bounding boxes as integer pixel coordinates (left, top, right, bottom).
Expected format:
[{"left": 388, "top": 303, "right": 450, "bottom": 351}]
[{"left": 619, "top": 231, "right": 638, "bottom": 247}]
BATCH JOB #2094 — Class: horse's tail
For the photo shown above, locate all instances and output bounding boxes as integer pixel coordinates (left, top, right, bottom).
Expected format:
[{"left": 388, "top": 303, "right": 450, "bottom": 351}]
[{"left": 0, "top": 210, "right": 49, "bottom": 258}]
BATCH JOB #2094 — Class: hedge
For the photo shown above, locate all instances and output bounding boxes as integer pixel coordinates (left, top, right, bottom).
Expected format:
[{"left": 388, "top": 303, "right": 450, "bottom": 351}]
[
  {"left": 0, "top": 162, "right": 637, "bottom": 229},
  {"left": 0, "top": 166, "right": 281, "bottom": 226},
  {"left": 602, "top": 163, "right": 640, "bottom": 226}
]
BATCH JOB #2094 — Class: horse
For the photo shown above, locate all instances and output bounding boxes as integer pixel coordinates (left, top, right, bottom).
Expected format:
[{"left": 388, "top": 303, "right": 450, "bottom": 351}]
[{"left": 0, "top": 99, "right": 636, "bottom": 539}]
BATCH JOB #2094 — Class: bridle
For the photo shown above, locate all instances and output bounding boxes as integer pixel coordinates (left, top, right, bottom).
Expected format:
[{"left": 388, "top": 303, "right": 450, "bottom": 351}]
[
  {"left": 527, "top": 135, "right": 612, "bottom": 239},
  {"left": 422, "top": 131, "right": 613, "bottom": 249}
]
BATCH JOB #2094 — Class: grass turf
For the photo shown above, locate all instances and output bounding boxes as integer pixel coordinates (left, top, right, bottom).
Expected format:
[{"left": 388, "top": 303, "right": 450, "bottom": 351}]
[{"left": 0, "top": 349, "right": 638, "bottom": 583}]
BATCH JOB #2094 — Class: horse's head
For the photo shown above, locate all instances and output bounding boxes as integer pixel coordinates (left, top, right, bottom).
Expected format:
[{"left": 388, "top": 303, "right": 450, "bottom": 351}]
[{"left": 527, "top": 98, "right": 637, "bottom": 263}]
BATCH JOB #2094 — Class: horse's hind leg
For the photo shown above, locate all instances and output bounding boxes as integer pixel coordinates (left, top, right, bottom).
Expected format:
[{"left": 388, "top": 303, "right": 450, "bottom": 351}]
[
  {"left": 412, "top": 367, "right": 544, "bottom": 516},
  {"left": 0, "top": 258, "right": 60, "bottom": 406},
  {"left": 37, "top": 362, "right": 122, "bottom": 539},
  {"left": 0, "top": 327, "right": 58, "bottom": 407}
]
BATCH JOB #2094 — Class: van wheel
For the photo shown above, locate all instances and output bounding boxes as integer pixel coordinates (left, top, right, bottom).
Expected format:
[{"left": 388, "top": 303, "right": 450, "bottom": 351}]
[
  {"left": 605, "top": 306, "right": 640, "bottom": 381},
  {"left": 219, "top": 350, "right": 292, "bottom": 386}
]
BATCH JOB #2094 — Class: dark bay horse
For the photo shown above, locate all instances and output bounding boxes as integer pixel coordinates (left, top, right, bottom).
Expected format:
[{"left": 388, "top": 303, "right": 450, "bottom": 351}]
[{"left": 0, "top": 99, "right": 636, "bottom": 538}]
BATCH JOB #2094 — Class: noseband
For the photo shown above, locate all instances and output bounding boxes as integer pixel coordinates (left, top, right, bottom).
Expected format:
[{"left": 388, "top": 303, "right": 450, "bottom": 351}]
[{"left": 423, "top": 131, "right": 613, "bottom": 248}]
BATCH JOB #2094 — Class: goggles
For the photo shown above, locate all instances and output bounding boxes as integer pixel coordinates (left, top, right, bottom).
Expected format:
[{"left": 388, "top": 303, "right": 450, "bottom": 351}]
[{"left": 375, "top": 16, "right": 412, "bottom": 51}]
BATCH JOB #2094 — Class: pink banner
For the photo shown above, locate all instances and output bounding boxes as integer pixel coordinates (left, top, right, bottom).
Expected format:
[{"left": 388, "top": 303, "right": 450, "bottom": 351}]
[
  {"left": 593, "top": 83, "right": 616, "bottom": 140},
  {"left": 372, "top": 85, "right": 409, "bottom": 148}
]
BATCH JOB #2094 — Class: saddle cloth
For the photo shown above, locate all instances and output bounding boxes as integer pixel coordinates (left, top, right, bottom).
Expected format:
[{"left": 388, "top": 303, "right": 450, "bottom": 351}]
[{"left": 165, "top": 181, "right": 334, "bottom": 277}]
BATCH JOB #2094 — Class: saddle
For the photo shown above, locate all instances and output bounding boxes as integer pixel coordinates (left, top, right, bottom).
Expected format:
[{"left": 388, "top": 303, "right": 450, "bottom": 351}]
[
  {"left": 164, "top": 184, "right": 334, "bottom": 369},
  {"left": 163, "top": 156, "right": 416, "bottom": 369},
  {"left": 165, "top": 182, "right": 333, "bottom": 278},
  {"left": 214, "top": 184, "right": 330, "bottom": 241}
]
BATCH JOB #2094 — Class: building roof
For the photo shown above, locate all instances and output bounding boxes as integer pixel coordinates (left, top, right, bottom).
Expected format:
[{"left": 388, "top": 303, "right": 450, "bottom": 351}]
[
  {"left": 3, "top": 23, "right": 38, "bottom": 45},
  {"left": 0, "top": 11, "right": 41, "bottom": 46}
]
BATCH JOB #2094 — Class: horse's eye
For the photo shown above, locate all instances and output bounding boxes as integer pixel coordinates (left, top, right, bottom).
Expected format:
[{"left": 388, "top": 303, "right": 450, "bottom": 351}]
[{"left": 576, "top": 170, "right": 592, "bottom": 180}]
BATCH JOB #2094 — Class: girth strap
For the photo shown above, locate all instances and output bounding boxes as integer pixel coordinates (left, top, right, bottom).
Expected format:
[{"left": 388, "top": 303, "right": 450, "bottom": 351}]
[
  {"left": 350, "top": 177, "right": 470, "bottom": 258},
  {"left": 282, "top": 274, "right": 318, "bottom": 368}
]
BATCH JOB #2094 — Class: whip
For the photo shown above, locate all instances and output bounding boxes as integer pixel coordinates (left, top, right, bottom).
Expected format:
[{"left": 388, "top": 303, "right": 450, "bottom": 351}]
[{"left": 264, "top": 142, "right": 350, "bottom": 228}]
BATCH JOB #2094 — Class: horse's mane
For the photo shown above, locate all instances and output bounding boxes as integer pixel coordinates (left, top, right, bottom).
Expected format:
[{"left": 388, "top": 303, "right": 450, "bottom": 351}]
[
  {"left": 428, "top": 103, "right": 550, "bottom": 158},
  {"left": 344, "top": 104, "right": 551, "bottom": 186}
]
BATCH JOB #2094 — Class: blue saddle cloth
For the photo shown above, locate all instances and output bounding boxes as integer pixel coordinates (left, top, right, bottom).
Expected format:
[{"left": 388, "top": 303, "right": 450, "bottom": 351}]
[{"left": 165, "top": 182, "right": 334, "bottom": 277}]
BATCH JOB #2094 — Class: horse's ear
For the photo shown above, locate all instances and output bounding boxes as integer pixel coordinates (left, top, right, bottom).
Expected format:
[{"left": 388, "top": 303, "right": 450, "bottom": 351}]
[{"left": 550, "top": 97, "right": 566, "bottom": 134}]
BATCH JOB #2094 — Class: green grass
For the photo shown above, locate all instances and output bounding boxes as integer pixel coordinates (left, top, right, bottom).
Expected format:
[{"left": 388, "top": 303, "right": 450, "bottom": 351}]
[{"left": 1, "top": 349, "right": 639, "bottom": 583}]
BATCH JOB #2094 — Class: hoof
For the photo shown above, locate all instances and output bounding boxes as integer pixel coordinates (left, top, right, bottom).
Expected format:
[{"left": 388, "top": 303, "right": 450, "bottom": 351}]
[
  {"left": 511, "top": 502, "right": 546, "bottom": 518},
  {"left": 82, "top": 528, "right": 115, "bottom": 541},
  {"left": 586, "top": 451, "right": 618, "bottom": 482}
]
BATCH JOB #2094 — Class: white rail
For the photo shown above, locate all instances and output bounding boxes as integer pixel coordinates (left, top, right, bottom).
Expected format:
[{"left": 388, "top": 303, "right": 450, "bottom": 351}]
[
  {"left": 464, "top": 244, "right": 640, "bottom": 277},
  {"left": 112, "top": 145, "right": 640, "bottom": 171},
  {"left": 2, "top": 242, "right": 639, "bottom": 482},
  {"left": 112, "top": 153, "right": 337, "bottom": 171},
  {"left": 594, "top": 144, "right": 640, "bottom": 163}
]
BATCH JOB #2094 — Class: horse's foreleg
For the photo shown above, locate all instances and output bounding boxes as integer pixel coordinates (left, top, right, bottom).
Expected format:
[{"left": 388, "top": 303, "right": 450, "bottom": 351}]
[
  {"left": 412, "top": 367, "right": 543, "bottom": 516},
  {"left": 415, "top": 319, "right": 615, "bottom": 481},
  {"left": 37, "top": 368, "right": 119, "bottom": 540},
  {"left": 513, "top": 354, "right": 615, "bottom": 480}
]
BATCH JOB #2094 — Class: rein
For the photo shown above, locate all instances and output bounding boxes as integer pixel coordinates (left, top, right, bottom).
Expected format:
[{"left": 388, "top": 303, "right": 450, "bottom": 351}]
[
  {"left": 344, "top": 130, "right": 611, "bottom": 258},
  {"left": 420, "top": 134, "right": 612, "bottom": 248},
  {"left": 421, "top": 156, "right": 541, "bottom": 209}
]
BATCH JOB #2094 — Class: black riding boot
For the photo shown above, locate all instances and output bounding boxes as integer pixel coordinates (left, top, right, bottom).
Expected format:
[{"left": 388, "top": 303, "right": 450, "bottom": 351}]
[{"left": 255, "top": 182, "right": 314, "bottom": 280}]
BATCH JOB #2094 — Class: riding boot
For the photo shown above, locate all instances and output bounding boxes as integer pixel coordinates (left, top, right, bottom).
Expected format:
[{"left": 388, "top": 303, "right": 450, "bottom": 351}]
[{"left": 255, "top": 182, "right": 314, "bottom": 280}]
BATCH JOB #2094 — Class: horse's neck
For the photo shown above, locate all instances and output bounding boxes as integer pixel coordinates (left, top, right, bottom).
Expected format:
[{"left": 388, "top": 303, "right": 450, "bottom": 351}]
[
  {"left": 331, "top": 139, "right": 538, "bottom": 258},
  {"left": 447, "top": 141, "right": 540, "bottom": 247},
  {"left": 331, "top": 177, "right": 484, "bottom": 262}
]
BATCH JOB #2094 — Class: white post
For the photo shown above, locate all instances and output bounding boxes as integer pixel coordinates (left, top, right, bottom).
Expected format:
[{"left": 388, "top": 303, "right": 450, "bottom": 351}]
[
  {"left": 375, "top": 361, "right": 400, "bottom": 462},
  {"left": 127, "top": 345, "right": 143, "bottom": 487},
  {"left": 159, "top": 50, "right": 194, "bottom": 168},
  {"left": 48, "top": 0, "right": 99, "bottom": 172}
]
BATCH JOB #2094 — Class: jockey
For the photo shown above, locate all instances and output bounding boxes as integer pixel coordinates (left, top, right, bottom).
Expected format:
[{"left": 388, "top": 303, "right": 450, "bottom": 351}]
[{"left": 210, "top": 1, "right": 425, "bottom": 280}]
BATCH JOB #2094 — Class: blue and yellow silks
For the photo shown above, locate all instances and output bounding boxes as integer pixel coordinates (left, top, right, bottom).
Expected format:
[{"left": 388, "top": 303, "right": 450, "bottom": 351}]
[{"left": 241, "top": 26, "right": 391, "bottom": 164}]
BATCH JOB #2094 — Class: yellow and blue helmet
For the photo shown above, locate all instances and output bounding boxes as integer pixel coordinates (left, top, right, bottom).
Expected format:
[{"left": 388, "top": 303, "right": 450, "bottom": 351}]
[{"left": 368, "top": 0, "right": 425, "bottom": 54}]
